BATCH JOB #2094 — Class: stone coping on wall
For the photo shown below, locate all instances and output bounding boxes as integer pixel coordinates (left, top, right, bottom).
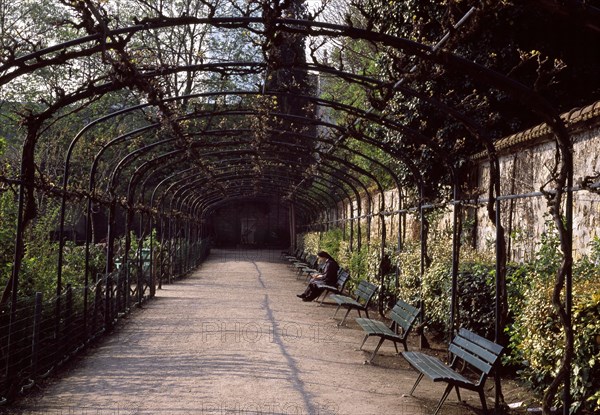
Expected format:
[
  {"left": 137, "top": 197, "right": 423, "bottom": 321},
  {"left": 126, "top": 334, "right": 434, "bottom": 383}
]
[{"left": 471, "top": 99, "right": 600, "bottom": 160}]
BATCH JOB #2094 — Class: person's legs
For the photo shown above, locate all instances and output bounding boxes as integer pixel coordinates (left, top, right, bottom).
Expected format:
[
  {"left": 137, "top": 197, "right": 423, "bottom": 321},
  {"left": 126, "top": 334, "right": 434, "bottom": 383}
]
[
  {"left": 297, "top": 284, "right": 313, "bottom": 299},
  {"left": 302, "top": 283, "right": 323, "bottom": 301}
]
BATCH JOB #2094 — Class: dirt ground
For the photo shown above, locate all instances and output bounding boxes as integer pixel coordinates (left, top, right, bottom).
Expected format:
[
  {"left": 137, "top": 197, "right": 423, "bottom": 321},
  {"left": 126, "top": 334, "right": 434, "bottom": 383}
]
[{"left": 2, "top": 249, "right": 538, "bottom": 415}]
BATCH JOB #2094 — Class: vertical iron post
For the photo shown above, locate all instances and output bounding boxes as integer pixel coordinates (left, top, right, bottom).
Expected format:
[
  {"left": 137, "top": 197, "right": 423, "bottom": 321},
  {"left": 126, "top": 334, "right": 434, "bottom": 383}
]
[
  {"left": 563, "top": 143, "right": 574, "bottom": 415},
  {"left": 495, "top": 198, "right": 502, "bottom": 414},
  {"left": 5, "top": 170, "right": 26, "bottom": 389},
  {"left": 450, "top": 179, "right": 461, "bottom": 343},
  {"left": 30, "top": 292, "right": 43, "bottom": 381},
  {"left": 419, "top": 191, "right": 427, "bottom": 349},
  {"left": 65, "top": 284, "right": 73, "bottom": 354}
]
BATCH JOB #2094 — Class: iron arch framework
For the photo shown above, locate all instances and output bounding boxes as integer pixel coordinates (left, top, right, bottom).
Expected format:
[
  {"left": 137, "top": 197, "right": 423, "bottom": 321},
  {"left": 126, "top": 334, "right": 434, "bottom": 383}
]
[{"left": 1, "top": 1, "right": 597, "bottom": 412}]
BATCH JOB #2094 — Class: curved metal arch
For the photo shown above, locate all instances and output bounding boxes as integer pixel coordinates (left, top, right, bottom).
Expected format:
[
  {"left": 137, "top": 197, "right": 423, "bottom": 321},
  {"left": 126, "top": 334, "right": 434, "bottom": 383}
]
[
  {"left": 195, "top": 184, "right": 330, "bottom": 227},
  {"left": 181, "top": 108, "right": 429, "bottom": 189},
  {"left": 62, "top": 84, "right": 440, "bottom": 302},
  {"left": 177, "top": 114, "right": 416, "bottom": 210},
  {"left": 138, "top": 152, "right": 332, "bottom": 216},
  {"left": 4, "top": 18, "right": 556, "bottom": 170},
  {"left": 125, "top": 142, "right": 360, "bottom": 239},
  {"left": 53, "top": 85, "right": 462, "bottom": 233},
  {"left": 164, "top": 163, "right": 343, "bottom": 219},
  {"left": 123, "top": 138, "right": 356, "bottom": 221},
  {"left": 179, "top": 100, "right": 441, "bottom": 157},
  {"left": 107, "top": 123, "right": 395, "bottom": 252},
  {"left": 3, "top": 15, "right": 569, "bottom": 161},
  {"left": 180, "top": 175, "right": 335, "bottom": 214},
  {"left": 151, "top": 160, "right": 333, "bottom": 213},
  {"left": 115, "top": 125, "right": 385, "bottom": 217},
  {"left": 171, "top": 174, "right": 329, "bottom": 227},
  {"left": 180, "top": 149, "right": 368, "bottom": 220}
]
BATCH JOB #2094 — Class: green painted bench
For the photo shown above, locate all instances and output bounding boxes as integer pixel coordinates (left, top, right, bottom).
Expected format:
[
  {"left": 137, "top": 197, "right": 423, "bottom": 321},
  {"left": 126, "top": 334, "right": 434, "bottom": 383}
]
[
  {"left": 298, "top": 254, "right": 319, "bottom": 279},
  {"left": 315, "top": 270, "right": 350, "bottom": 305},
  {"left": 330, "top": 279, "right": 378, "bottom": 327},
  {"left": 282, "top": 247, "right": 301, "bottom": 261},
  {"left": 288, "top": 251, "right": 309, "bottom": 269},
  {"left": 285, "top": 248, "right": 303, "bottom": 265},
  {"left": 402, "top": 328, "right": 503, "bottom": 415},
  {"left": 356, "top": 299, "right": 420, "bottom": 363}
]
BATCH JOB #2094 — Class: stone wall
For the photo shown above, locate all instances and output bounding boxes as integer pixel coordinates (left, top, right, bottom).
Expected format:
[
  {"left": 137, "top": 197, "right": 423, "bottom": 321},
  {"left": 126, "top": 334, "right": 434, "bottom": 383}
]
[
  {"left": 327, "top": 101, "right": 600, "bottom": 261},
  {"left": 474, "top": 101, "right": 600, "bottom": 260}
]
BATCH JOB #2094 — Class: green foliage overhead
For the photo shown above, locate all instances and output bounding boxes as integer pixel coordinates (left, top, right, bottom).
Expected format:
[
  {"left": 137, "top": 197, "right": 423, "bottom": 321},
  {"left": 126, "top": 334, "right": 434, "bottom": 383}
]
[{"left": 321, "top": 0, "right": 600, "bottom": 203}]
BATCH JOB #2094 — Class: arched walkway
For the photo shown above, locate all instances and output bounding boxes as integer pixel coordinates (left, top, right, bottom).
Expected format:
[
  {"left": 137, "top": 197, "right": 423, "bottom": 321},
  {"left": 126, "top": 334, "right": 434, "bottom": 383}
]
[{"left": 3, "top": 249, "right": 513, "bottom": 415}]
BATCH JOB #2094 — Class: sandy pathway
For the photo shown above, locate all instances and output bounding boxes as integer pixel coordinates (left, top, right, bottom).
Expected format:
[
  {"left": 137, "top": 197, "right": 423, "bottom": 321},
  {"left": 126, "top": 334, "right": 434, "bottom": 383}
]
[{"left": 7, "top": 249, "right": 485, "bottom": 415}]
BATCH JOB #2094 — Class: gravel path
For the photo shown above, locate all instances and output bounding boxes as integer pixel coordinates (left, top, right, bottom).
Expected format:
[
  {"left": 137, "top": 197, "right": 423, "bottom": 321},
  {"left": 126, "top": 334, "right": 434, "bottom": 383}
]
[{"left": 8, "top": 249, "right": 487, "bottom": 415}]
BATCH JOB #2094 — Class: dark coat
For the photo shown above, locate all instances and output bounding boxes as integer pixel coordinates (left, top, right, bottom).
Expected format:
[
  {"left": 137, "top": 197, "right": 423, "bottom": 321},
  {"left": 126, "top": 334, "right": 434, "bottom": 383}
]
[{"left": 322, "top": 258, "right": 339, "bottom": 286}]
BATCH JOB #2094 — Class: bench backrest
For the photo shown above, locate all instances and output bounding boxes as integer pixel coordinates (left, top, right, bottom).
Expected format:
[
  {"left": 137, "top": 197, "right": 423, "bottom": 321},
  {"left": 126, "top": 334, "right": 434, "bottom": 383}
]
[
  {"left": 306, "top": 254, "right": 318, "bottom": 268},
  {"left": 353, "top": 280, "right": 379, "bottom": 305},
  {"left": 288, "top": 248, "right": 302, "bottom": 260},
  {"left": 389, "top": 299, "right": 421, "bottom": 333},
  {"left": 336, "top": 270, "right": 350, "bottom": 291},
  {"left": 449, "top": 328, "right": 504, "bottom": 382}
]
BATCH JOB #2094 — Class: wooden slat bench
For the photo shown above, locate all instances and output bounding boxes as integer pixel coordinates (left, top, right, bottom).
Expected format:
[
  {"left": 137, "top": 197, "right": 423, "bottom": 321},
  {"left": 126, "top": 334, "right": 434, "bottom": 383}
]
[
  {"left": 316, "top": 270, "right": 350, "bottom": 305},
  {"left": 356, "top": 299, "right": 420, "bottom": 363},
  {"left": 402, "top": 328, "right": 503, "bottom": 415},
  {"left": 330, "top": 280, "right": 378, "bottom": 327}
]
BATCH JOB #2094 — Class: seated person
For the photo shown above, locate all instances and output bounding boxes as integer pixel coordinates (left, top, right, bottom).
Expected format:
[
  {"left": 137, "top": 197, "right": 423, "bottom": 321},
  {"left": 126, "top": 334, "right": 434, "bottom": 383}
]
[{"left": 297, "top": 251, "right": 339, "bottom": 302}]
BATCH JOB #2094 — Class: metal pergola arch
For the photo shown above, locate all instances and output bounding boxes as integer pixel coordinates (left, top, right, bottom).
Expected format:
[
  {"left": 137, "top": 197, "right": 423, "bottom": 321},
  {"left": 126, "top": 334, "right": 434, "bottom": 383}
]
[
  {"left": 84, "top": 118, "right": 394, "bottom": 308},
  {"left": 1, "top": 3, "right": 585, "bottom": 413},
  {"left": 59, "top": 95, "right": 407, "bottom": 238},
  {"left": 51, "top": 80, "right": 492, "bottom": 272}
]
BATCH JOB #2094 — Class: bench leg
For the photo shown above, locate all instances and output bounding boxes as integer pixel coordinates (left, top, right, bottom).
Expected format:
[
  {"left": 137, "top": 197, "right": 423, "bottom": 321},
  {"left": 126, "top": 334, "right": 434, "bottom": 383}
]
[
  {"left": 332, "top": 304, "right": 342, "bottom": 318},
  {"left": 338, "top": 308, "right": 352, "bottom": 327},
  {"left": 432, "top": 384, "right": 454, "bottom": 415},
  {"left": 478, "top": 389, "right": 489, "bottom": 414},
  {"left": 454, "top": 386, "right": 462, "bottom": 402},
  {"left": 409, "top": 372, "right": 424, "bottom": 396},
  {"left": 318, "top": 291, "right": 327, "bottom": 305},
  {"left": 359, "top": 334, "right": 370, "bottom": 351},
  {"left": 368, "top": 337, "right": 386, "bottom": 363}
]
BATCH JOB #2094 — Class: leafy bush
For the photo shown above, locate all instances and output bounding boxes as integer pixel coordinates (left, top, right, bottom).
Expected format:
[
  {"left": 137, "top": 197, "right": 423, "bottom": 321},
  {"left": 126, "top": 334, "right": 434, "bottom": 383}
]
[
  {"left": 456, "top": 262, "right": 496, "bottom": 339},
  {"left": 319, "top": 228, "right": 344, "bottom": 260},
  {"left": 298, "top": 229, "right": 346, "bottom": 262},
  {"left": 0, "top": 190, "right": 18, "bottom": 290},
  {"left": 396, "top": 240, "right": 422, "bottom": 306},
  {"left": 346, "top": 245, "right": 370, "bottom": 292},
  {"left": 298, "top": 231, "right": 319, "bottom": 255},
  {"left": 18, "top": 206, "right": 106, "bottom": 300},
  {"left": 506, "top": 233, "right": 600, "bottom": 414}
]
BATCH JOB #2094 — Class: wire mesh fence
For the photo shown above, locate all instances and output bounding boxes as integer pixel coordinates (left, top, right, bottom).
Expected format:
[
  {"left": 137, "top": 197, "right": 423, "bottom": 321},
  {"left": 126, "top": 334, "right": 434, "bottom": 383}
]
[{"left": 0, "top": 238, "right": 211, "bottom": 404}]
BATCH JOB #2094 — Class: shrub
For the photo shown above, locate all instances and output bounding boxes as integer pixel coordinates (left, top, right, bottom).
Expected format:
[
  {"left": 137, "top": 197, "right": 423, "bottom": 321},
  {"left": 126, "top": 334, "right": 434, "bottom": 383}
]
[
  {"left": 506, "top": 234, "right": 600, "bottom": 414},
  {"left": 298, "top": 231, "right": 319, "bottom": 254},
  {"left": 319, "top": 228, "right": 344, "bottom": 260},
  {"left": 345, "top": 245, "right": 369, "bottom": 292},
  {"left": 456, "top": 262, "right": 496, "bottom": 339}
]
